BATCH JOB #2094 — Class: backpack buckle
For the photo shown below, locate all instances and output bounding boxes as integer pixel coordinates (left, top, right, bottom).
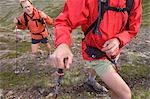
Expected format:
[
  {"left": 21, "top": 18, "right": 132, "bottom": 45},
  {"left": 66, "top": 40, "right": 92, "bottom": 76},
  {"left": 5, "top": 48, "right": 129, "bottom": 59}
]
[
  {"left": 101, "top": 0, "right": 107, "bottom": 3},
  {"left": 116, "top": 8, "right": 123, "bottom": 12}
]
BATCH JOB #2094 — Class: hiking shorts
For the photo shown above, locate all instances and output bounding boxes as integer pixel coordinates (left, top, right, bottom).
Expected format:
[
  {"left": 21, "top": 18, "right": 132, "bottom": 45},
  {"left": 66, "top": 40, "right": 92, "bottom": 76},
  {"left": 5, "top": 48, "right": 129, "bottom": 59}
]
[
  {"left": 85, "top": 60, "right": 113, "bottom": 77},
  {"left": 31, "top": 38, "right": 48, "bottom": 44}
]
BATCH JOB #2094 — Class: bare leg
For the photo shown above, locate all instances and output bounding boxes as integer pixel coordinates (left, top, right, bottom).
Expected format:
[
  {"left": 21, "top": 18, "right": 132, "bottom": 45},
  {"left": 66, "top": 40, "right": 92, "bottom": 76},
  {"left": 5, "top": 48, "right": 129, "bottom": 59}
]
[
  {"left": 111, "top": 91, "right": 119, "bottom": 99},
  {"left": 45, "top": 42, "right": 51, "bottom": 54},
  {"left": 100, "top": 65, "right": 131, "bottom": 99},
  {"left": 31, "top": 43, "right": 39, "bottom": 58}
]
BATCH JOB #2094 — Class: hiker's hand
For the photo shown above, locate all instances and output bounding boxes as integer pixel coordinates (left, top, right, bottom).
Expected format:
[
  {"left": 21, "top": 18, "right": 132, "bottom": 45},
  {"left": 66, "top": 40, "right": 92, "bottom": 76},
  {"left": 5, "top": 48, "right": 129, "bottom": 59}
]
[
  {"left": 13, "top": 18, "right": 18, "bottom": 24},
  {"left": 101, "top": 38, "right": 120, "bottom": 56},
  {"left": 49, "top": 44, "right": 73, "bottom": 69},
  {"left": 39, "top": 11, "right": 47, "bottom": 18}
]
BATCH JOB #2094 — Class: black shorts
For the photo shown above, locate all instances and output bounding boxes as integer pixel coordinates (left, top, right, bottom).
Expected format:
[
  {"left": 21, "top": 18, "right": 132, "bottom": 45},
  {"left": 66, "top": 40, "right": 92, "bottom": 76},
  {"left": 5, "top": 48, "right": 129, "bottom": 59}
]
[{"left": 32, "top": 38, "right": 48, "bottom": 44}]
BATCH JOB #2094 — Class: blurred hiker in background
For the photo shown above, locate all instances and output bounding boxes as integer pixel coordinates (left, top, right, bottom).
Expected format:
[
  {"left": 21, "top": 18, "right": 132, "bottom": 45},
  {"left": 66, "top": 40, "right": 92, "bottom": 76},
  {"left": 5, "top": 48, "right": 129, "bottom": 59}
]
[
  {"left": 50, "top": 0, "right": 142, "bottom": 98},
  {"left": 14, "top": 0, "right": 53, "bottom": 57}
]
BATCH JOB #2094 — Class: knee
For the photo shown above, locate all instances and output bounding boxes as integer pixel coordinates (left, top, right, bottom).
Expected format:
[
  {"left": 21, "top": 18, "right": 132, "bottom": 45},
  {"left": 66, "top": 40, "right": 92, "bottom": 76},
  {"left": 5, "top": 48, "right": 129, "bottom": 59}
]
[
  {"left": 46, "top": 44, "right": 51, "bottom": 49},
  {"left": 32, "top": 51, "right": 37, "bottom": 55},
  {"left": 31, "top": 52, "right": 37, "bottom": 58},
  {"left": 120, "top": 87, "right": 131, "bottom": 99}
]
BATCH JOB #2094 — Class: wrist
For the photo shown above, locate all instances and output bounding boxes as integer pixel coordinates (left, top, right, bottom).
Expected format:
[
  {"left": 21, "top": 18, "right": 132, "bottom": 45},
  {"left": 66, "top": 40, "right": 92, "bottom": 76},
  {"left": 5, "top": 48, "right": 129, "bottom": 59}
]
[
  {"left": 57, "top": 43, "right": 69, "bottom": 49},
  {"left": 114, "top": 37, "right": 122, "bottom": 48}
]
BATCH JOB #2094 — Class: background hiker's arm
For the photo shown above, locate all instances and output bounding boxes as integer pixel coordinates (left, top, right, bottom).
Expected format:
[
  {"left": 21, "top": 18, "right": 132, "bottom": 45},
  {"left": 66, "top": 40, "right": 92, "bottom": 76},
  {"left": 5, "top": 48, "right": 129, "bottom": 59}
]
[
  {"left": 44, "top": 16, "right": 53, "bottom": 25},
  {"left": 15, "top": 15, "right": 27, "bottom": 30},
  {"left": 114, "top": 0, "right": 142, "bottom": 48},
  {"left": 39, "top": 10, "right": 53, "bottom": 25}
]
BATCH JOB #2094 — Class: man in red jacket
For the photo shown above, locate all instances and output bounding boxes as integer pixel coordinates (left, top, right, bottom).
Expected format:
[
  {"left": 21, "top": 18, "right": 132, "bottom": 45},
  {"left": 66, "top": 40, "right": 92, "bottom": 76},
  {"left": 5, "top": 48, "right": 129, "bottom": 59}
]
[
  {"left": 50, "top": 0, "right": 142, "bottom": 98},
  {"left": 14, "top": 0, "right": 53, "bottom": 57}
]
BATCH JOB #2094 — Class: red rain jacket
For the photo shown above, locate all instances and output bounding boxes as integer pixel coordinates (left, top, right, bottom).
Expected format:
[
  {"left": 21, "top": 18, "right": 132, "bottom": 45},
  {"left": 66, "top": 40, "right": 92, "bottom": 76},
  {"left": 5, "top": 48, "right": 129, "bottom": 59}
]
[
  {"left": 17, "top": 8, "right": 53, "bottom": 40},
  {"left": 54, "top": 0, "right": 142, "bottom": 60}
]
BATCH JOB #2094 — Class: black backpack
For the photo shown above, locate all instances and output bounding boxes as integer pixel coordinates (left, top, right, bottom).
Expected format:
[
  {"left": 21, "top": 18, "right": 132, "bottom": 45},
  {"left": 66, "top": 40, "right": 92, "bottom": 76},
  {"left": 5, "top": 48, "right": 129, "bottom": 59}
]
[{"left": 84, "top": 0, "right": 134, "bottom": 37}]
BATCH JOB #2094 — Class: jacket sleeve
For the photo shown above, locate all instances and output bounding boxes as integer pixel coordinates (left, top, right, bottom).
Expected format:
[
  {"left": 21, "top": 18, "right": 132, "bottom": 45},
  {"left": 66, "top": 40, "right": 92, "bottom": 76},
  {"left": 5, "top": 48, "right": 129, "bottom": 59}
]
[
  {"left": 54, "top": 0, "right": 89, "bottom": 47},
  {"left": 114, "top": 0, "right": 142, "bottom": 48},
  {"left": 16, "top": 14, "right": 27, "bottom": 30}
]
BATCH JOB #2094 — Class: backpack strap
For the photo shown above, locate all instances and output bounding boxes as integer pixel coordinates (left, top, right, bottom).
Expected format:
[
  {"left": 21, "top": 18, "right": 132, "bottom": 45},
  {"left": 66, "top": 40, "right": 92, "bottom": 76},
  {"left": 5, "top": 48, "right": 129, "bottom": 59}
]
[
  {"left": 126, "top": 0, "right": 134, "bottom": 30},
  {"left": 83, "top": 0, "right": 134, "bottom": 40},
  {"left": 126, "top": 0, "right": 134, "bottom": 15},
  {"left": 83, "top": 18, "right": 98, "bottom": 38},
  {"left": 101, "top": 0, "right": 108, "bottom": 19},
  {"left": 83, "top": 0, "right": 102, "bottom": 39},
  {"left": 37, "top": 11, "right": 45, "bottom": 24},
  {"left": 93, "top": 0, "right": 104, "bottom": 35},
  {"left": 105, "top": 0, "right": 134, "bottom": 14},
  {"left": 23, "top": 13, "right": 29, "bottom": 26}
]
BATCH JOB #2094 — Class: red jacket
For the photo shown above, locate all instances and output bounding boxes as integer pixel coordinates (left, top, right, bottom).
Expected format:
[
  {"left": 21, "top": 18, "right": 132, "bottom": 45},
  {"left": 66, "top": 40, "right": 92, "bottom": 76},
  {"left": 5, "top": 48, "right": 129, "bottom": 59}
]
[
  {"left": 54, "top": 0, "right": 142, "bottom": 60},
  {"left": 17, "top": 8, "right": 53, "bottom": 40}
]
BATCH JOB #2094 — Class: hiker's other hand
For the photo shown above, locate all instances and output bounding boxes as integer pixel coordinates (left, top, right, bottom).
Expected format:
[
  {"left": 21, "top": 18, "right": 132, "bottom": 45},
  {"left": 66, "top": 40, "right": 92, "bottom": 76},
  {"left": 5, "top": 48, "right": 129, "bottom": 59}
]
[
  {"left": 13, "top": 18, "right": 18, "bottom": 24},
  {"left": 101, "top": 38, "right": 120, "bottom": 56},
  {"left": 49, "top": 44, "right": 73, "bottom": 69},
  {"left": 39, "top": 11, "right": 47, "bottom": 18}
]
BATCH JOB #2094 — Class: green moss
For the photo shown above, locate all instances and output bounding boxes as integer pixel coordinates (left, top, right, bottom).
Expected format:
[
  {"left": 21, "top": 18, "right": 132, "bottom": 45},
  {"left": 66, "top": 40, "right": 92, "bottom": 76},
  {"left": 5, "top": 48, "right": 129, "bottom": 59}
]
[
  {"left": 61, "top": 65, "right": 84, "bottom": 86},
  {"left": 132, "top": 87, "right": 150, "bottom": 99},
  {"left": 0, "top": 40, "right": 31, "bottom": 58},
  {"left": 120, "top": 53, "right": 149, "bottom": 79},
  {"left": 57, "top": 91, "right": 96, "bottom": 99},
  {"left": 0, "top": 37, "right": 10, "bottom": 43},
  {"left": 0, "top": 71, "right": 51, "bottom": 90},
  {"left": 121, "top": 64, "right": 149, "bottom": 80},
  {"left": 0, "top": 72, "right": 33, "bottom": 89},
  {"left": 16, "top": 41, "right": 31, "bottom": 54},
  {"left": 142, "top": 0, "right": 150, "bottom": 26},
  {"left": 44, "top": 6, "right": 63, "bottom": 18},
  {"left": 0, "top": 9, "right": 20, "bottom": 30},
  {"left": 0, "top": 37, "right": 16, "bottom": 50},
  {"left": 0, "top": 52, "right": 18, "bottom": 59}
]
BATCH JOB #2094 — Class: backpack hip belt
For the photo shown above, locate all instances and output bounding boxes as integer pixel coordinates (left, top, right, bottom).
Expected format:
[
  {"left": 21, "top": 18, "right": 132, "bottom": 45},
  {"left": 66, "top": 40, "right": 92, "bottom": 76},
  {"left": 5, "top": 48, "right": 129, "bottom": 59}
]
[{"left": 32, "top": 28, "right": 46, "bottom": 38}]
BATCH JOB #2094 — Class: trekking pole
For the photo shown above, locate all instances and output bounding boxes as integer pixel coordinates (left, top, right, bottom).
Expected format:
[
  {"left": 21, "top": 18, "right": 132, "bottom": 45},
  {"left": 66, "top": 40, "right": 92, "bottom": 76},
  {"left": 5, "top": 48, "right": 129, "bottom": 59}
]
[
  {"left": 15, "top": 26, "right": 19, "bottom": 64},
  {"left": 53, "top": 58, "right": 67, "bottom": 99},
  {"left": 15, "top": 26, "right": 21, "bottom": 73},
  {"left": 53, "top": 68, "right": 64, "bottom": 99}
]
